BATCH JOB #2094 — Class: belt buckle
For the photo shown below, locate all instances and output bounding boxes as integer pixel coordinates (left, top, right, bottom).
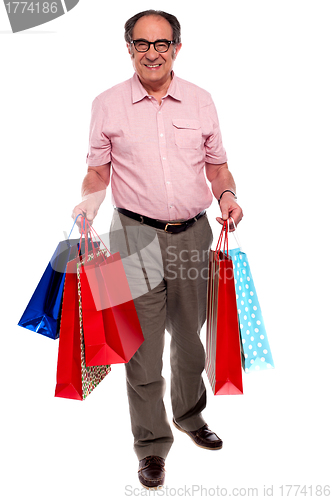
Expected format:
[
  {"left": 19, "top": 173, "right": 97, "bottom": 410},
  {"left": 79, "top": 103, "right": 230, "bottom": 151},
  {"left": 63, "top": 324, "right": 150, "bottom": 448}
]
[{"left": 164, "top": 221, "right": 184, "bottom": 232}]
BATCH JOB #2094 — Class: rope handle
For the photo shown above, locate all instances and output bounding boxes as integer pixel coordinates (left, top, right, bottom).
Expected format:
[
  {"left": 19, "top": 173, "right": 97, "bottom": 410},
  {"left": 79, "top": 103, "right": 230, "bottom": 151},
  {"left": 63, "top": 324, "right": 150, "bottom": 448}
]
[
  {"left": 214, "top": 219, "right": 229, "bottom": 262},
  {"left": 83, "top": 219, "right": 114, "bottom": 263},
  {"left": 229, "top": 216, "right": 243, "bottom": 250},
  {"left": 68, "top": 215, "right": 98, "bottom": 261},
  {"left": 68, "top": 214, "right": 84, "bottom": 239},
  {"left": 67, "top": 214, "right": 113, "bottom": 263}
]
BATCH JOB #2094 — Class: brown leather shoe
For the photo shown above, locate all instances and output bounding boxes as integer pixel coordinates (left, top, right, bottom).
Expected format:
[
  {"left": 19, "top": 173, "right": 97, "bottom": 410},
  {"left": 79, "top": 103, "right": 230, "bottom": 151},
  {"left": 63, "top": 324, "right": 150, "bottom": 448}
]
[
  {"left": 138, "top": 455, "right": 166, "bottom": 490},
  {"left": 173, "top": 418, "right": 223, "bottom": 450}
]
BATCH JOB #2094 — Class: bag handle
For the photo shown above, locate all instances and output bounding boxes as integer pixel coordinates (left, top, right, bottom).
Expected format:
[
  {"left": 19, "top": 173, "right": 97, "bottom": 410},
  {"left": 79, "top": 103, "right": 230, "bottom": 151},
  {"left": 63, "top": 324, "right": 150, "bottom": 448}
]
[
  {"left": 83, "top": 219, "right": 114, "bottom": 262},
  {"left": 229, "top": 217, "right": 243, "bottom": 250},
  {"left": 68, "top": 214, "right": 84, "bottom": 239},
  {"left": 69, "top": 215, "right": 97, "bottom": 261},
  {"left": 214, "top": 220, "right": 229, "bottom": 261},
  {"left": 67, "top": 215, "right": 113, "bottom": 263},
  {"left": 67, "top": 214, "right": 86, "bottom": 259}
]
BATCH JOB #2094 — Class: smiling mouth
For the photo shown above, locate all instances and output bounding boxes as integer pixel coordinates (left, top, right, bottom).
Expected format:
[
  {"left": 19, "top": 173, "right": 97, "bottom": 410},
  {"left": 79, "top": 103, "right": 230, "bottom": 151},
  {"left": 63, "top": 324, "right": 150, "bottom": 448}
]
[{"left": 145, "top": 64, "right": 162, "bottom": 68}]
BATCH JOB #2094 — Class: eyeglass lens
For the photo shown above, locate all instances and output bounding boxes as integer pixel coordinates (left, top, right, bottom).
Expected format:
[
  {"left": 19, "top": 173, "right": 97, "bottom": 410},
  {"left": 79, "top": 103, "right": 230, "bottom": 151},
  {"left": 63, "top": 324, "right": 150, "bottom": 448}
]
[{"left": 134, "top": 40, "right": 171, "bottom": 52}]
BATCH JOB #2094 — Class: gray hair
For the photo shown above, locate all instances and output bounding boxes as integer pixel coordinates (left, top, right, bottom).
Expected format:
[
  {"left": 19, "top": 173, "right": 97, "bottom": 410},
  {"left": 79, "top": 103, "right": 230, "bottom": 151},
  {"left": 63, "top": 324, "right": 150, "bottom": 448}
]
[{"left": 124, "top": 10, "right": 181, "bottom": 45}]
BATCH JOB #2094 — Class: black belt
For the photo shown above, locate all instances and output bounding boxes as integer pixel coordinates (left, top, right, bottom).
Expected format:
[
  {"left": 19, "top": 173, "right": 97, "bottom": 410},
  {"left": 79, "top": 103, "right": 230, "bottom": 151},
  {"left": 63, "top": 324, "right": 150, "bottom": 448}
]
[{"left": 116, "top": 208, "right": 205, "bottom": 234}]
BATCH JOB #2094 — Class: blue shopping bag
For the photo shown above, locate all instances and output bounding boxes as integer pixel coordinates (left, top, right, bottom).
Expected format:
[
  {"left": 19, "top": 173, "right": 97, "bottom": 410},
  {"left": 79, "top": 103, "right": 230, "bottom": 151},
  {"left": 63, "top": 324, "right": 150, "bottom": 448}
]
[
  {"left": 228, "top": 230, "right": 274, "bottom": 373},
  {"left": 18, "top": 218, "right": 98, "bottom": 339}
]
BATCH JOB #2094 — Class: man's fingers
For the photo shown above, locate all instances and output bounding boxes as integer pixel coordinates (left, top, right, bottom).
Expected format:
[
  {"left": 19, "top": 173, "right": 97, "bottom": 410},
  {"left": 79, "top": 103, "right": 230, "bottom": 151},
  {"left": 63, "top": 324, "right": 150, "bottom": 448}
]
[
  {"left": 216, "top": 207, "right": 243, "bottom": 231},
  {"left": 216, "top": 216, "right": 235, "bottom": 230},
  {"left": 71, "top": 208, "right": 88, "bottom": 235},
  {"left": 85, "top": 211, "right": 95, "bottom": 224},
  {"left": 218, "top": 204, "right": 229, "bottom": 221},
  {"left": 72, "top": 207, "right": 95, "bottom": 225},
  {"left": 229, "top": 207, "right": 243, "bottom": 226},
  {"left": 72, "top": 208, "right": 85, "bottom": 221}
]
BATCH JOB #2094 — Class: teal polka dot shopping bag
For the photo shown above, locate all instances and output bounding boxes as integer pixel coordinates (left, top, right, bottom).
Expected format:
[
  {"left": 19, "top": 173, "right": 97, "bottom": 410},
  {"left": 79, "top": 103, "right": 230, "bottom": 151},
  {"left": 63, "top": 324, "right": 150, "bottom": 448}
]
[{"left": 228, "top": 221, "right": 275, "bottom": 373}]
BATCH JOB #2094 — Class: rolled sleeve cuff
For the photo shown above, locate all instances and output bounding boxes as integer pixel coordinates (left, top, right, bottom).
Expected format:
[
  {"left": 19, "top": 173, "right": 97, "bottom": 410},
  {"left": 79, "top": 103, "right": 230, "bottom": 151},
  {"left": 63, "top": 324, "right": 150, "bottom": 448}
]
[
  {"left": 86, "top": 151, "right": 111, "bottom": 166},
  {"left": 205, "top": 151, "right": 228, "bottom": 164}
]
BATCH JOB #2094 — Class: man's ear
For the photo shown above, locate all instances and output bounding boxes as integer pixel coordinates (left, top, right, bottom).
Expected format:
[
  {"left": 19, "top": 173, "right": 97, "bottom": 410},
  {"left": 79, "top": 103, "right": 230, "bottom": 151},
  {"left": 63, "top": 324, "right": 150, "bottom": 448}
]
[{"left": 173, "top": 42, "right": 182, "bottom": 60}]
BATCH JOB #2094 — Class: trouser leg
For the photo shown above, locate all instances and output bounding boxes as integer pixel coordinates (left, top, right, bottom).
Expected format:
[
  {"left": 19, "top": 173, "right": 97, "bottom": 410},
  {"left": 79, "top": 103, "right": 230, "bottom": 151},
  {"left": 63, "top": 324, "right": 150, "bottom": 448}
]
[
  {"left": 165, "top": 214, "right": 213, "bottom": 431},
  {"left": 109, "top": 211, "right": 173, "bottom": 460},
  {"left": 125, "top": 283, "right": 175, "bottom": 460}
]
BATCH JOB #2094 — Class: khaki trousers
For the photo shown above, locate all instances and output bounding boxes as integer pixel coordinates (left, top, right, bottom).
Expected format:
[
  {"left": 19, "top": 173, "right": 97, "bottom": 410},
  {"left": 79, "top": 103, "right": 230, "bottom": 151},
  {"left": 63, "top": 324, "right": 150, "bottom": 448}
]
[{"left": 109, "top": 210, "right": 213, "bottom": 460}]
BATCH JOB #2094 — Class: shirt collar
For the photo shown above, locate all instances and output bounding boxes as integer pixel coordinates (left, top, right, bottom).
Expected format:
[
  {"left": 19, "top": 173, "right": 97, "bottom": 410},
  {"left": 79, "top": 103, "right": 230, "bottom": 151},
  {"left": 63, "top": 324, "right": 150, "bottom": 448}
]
[{"left": 131, "top": 71, "right": 182, "bottom": 103}]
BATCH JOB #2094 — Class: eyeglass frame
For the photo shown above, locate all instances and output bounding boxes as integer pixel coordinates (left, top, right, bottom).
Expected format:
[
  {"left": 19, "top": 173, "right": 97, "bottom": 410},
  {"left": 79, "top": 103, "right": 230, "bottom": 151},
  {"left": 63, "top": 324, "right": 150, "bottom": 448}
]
[{"left": 130, "top": 39, "right": 175, "bottom": 53}]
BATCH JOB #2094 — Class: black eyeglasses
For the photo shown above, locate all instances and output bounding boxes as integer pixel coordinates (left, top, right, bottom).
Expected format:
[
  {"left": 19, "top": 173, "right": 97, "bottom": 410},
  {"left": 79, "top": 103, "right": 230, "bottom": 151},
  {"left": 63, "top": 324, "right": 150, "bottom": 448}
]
[{"left": 131, "top": 39, "right": 175, "bottom": 53}]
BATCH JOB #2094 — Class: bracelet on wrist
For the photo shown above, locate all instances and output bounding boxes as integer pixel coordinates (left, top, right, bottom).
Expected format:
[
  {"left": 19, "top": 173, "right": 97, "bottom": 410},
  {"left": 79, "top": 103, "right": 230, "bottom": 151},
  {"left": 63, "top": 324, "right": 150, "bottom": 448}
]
[{"left": 218, "top": 190, "right": 237, "bottom": 204}]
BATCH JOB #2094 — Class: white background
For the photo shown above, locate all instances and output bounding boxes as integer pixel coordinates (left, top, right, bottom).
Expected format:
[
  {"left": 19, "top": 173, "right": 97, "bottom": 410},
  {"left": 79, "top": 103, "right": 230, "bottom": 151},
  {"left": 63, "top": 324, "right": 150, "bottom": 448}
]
[{"left": 1, "top": 1, "right": 331, "bottom": 498}]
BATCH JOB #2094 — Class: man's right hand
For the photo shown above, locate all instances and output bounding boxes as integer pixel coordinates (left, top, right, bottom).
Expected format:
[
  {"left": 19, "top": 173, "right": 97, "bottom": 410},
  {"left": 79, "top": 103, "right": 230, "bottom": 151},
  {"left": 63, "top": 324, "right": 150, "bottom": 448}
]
[
  {"left": 71, "top": 164, "right": 111, "bottom": 231},
  {"left": 72, "top": 190, "right": 107, "bottom": 232}
]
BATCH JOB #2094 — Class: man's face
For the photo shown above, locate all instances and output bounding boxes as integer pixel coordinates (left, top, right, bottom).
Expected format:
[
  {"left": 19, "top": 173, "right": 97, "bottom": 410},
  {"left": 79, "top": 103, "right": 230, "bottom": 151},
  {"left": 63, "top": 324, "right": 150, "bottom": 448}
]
[{"left": 127, "top": 15, "right": 182, "bottom": 90}]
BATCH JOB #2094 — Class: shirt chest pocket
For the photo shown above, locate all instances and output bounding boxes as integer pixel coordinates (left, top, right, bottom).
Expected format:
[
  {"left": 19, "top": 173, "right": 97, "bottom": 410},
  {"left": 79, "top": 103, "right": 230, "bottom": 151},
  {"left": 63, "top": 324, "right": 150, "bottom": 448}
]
[{"left": 172, "top": 119, "right": 202, "bottom": 149}]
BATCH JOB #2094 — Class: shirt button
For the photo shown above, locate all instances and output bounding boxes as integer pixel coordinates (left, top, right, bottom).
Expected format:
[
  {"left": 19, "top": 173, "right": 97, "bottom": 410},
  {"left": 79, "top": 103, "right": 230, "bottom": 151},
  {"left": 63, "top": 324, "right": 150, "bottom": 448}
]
[
  {"left": 166, "top": 181, "right": 170, "bottom": 184},
  {"left": 170, "top": 205, "right": 173, "bottom": 208},
  {"left": 160, "top": 133, "right": 164, "bottom": 137},
  {"left": 162, "top": 157, "right": 166, "bottom": 161}
]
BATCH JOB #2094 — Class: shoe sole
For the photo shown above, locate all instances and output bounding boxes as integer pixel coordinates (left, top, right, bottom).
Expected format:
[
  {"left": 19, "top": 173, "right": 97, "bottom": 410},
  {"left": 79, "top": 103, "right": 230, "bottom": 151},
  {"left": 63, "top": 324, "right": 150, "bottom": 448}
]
[
  {"left": 172, "top": 419, "right": 223, "bottom": 450},
  {"left": 138, "top": 472, "right": 165, "bottom": 490},
  {"left": 140, "top": 483, "right": 164, "bottom": 491}
]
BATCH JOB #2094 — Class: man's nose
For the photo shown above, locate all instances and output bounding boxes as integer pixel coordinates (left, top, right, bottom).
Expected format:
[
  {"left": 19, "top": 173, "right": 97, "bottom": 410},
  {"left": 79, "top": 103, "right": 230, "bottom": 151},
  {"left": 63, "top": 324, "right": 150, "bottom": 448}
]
[{"left": 145, "top": 45, "right": 159, "bottom": 60}]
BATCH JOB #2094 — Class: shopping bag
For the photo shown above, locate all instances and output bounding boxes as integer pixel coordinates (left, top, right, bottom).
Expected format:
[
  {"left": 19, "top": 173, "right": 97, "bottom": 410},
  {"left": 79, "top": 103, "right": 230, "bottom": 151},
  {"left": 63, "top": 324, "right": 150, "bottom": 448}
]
[
  {"left": 205, "top": 222, "right": 243, "bottom": 395},
  {"left": 18, "top": 232, "right": 98, "bottom": 340},
  {"left": 78, "top": 223, "right": 144, "bottom": 367},
  {"left": 54, "top": 258, "right": 111, "bottom": 400},
  {"left": 228, "top": 228, "right": 274, "bottom": 372}
]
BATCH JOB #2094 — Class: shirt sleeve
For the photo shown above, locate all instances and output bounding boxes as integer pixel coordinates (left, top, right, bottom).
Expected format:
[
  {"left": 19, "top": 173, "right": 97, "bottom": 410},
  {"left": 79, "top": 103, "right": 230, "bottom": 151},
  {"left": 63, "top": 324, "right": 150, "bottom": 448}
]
[
  {"left": 203, "top": 99, "right": 228, "bottom": 164},
  {"left": 86, "top": 96, "right": 112, "bottom": 166}
]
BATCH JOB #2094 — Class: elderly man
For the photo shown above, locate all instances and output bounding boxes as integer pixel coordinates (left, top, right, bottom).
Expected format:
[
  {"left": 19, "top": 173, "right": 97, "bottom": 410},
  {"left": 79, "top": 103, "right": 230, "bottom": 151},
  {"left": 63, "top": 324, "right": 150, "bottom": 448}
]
[{"left": 72, "top": 10, "right": 243, "bottom": 490}]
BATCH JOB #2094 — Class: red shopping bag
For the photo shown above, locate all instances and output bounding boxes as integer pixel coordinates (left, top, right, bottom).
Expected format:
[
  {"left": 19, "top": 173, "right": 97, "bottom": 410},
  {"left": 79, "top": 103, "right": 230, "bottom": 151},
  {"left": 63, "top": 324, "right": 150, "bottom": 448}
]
[
  {"left": 79, "top": 223, "right": 144, "bottom": 367},
  {"left": 205, "top": 221, "right": 243, "bottom": 395},
  {"left": 54, "top": 258, "right": 111, "bottom": 400}
]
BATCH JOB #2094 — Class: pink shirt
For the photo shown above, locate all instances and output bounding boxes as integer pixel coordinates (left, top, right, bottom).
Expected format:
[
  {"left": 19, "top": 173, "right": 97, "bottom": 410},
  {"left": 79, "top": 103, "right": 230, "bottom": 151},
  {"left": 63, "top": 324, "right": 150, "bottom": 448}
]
[{"left": 86, "top": 72, "right": 227, "bottom": 220}]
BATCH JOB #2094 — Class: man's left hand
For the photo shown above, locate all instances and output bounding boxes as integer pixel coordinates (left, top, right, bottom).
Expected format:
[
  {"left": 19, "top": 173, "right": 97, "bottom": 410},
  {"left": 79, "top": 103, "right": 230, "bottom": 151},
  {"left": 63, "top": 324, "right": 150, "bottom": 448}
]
[{"left": 216, "top": 192, "right": 243, "bottom": 231}]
